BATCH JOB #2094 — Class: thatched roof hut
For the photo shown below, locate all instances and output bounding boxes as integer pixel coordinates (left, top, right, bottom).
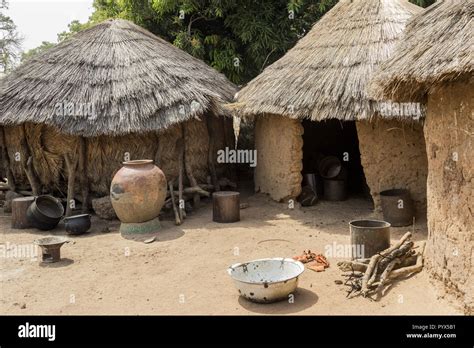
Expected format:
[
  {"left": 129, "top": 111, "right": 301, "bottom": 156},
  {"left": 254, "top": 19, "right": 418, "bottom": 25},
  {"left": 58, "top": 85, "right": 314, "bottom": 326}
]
[
  {"left": 0, "top": 19, "right": 237, "bottom": 216},
  {"left": 370, "top": 0, "right": 473, "bottom": 314},
  {"left": 232, "top": 0, "right": 421, "bottom": 121},
  {"left": 229, "top": 0, "right": 427, "bottom": 212},
  {"left": 0, "top": 19, "right": 236, "bottom": 136},
  {"left": 370, "top": 0, "right": 473, "bottom": 102}
]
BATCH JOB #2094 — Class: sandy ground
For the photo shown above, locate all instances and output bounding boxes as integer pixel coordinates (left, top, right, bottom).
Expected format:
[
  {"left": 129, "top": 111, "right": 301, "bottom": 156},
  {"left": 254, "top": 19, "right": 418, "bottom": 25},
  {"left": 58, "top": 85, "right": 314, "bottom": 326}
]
[{"left": 0, "top": 192, "right": 461, "bottom": 315}]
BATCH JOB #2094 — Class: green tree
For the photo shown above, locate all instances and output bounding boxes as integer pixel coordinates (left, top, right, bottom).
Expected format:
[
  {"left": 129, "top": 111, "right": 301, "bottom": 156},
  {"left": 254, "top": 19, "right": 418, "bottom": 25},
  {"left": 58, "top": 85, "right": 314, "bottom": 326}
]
[
  {"left": 21, "top": 41, "right": 55, "bottom": 62},
  {"left": 90, "top": 0, "right": 338, "bottom": 84},
  {"left": 0, "top": 0, "right": 22, "bottom": 73}
]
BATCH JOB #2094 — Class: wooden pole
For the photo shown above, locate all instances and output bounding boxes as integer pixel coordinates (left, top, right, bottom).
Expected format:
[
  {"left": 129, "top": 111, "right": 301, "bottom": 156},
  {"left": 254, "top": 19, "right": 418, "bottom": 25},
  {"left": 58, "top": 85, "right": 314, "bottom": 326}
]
[
  {"left": 64, "top": 153, "right": 78, "bottom": 217},
  {"left": 182, "top": 124, "right": 200, "bottom": 209},
  {"left": 19, "top": 125, "right": 41, "bottom": 195},
  {"left": 78, "top": 137, "right": 90, "bottom": 213},
  {"left": 0, "top": 126, "right": 16, "bottom": 191},
  {"left": 169, "top": 180, "right": 181, "bottom": 225},
  {"left": 222, "top": 117, "right": 238, "bottom": 183},
  {"left": 154, "top": 132, "right": 161, "bottom": 167},
  {"left": 177, "top": 138, "right": 185, "bottom": 221},
  {"left": 206, "top": 114, "right": 220, "bottom": 192}
]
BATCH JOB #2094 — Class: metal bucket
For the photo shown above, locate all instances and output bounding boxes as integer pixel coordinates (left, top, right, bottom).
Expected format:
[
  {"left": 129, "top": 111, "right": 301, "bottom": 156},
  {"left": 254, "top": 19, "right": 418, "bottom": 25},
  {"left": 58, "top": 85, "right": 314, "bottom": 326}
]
[
  {"left": 349, "top": 219, "right": 391, "bottom": 259},
  {"left": 323, "top": 179, "right": 346, "bottom": 201},
  {"left": 318, "top": 156, "right": 342, "bottom": 179},
  {"left": 380, "top": 189, "right": 415, "bottom": 227}
]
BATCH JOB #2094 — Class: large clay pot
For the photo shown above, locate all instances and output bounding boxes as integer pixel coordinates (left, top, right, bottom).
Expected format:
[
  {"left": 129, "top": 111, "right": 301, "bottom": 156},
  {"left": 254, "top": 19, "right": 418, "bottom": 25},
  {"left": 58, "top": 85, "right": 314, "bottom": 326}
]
[{"left": 110, "top": 160, "right": 167, "bottom": 223}]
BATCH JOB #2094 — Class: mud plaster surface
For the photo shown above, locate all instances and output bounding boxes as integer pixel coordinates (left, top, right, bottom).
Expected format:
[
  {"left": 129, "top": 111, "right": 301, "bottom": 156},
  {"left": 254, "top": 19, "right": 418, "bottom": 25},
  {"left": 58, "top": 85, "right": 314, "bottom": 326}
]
[
  {"left": 423, "top": 82, "right": 473, "bottom": 314},
  {"left": 254, "top": 115, "right": 303, "bottom": 201},
  {"left": 357, "top": 119, "right": 428, "bottom": 216}
]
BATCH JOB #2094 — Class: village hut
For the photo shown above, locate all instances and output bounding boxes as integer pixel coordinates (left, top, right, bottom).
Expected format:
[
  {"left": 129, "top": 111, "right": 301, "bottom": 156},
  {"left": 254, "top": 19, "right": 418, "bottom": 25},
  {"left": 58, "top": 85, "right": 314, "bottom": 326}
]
[
  {"left": 0, "top": 19, "right": 237, "bottom": 214},
  {"left": 370, "top": 0, "right": 473, "bottom": 313},
  {"left": 231, "top": 0, "right": 427, "bottom": 213}
]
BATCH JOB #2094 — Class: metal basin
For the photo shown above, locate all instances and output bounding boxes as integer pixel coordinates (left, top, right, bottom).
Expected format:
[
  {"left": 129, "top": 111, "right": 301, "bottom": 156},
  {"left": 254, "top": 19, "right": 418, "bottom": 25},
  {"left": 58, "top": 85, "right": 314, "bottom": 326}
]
[{"left": 227, "top": 258, "right": 305, "bottom": 303}]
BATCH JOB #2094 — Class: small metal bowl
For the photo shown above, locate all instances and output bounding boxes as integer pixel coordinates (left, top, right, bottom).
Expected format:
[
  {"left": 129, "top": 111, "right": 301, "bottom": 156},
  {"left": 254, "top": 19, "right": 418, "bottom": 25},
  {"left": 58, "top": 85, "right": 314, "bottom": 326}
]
[{"left": 227, "top": 258, "right": 305, "bottom": 303}]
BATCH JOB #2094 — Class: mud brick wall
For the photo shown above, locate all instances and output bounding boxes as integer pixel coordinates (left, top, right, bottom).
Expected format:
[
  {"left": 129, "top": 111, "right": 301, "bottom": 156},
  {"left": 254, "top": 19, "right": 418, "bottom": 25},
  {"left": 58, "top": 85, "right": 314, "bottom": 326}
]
[
  {"left": 424, "top": 81, "right": 473, "bottom": 314},
  {"left": 254, "top": 115, "right": 303, "bottom": 202},
  {"left": 356, "top": 119, "right": 428, "bottom": 216}
]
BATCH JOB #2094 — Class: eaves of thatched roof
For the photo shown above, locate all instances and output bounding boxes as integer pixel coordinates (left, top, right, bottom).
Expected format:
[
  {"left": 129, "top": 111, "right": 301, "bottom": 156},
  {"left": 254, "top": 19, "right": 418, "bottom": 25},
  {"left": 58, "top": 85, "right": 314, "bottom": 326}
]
[
  {"left": 370, "top": 0, "right": 473, "bottom": 102},
  {"left": 0, "top": 19, "right": 237, "bottom": 137},
  {"left": 231, "top": 0, "right": 421, "bottom": 121}
]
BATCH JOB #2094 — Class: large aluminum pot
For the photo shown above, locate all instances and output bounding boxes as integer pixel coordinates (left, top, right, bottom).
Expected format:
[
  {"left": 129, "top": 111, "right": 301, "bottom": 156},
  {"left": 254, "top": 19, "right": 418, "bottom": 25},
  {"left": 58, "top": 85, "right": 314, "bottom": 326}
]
[
  {"left": 110, "top": 160, "right": 167, "bottom": 223},
  {"left": 227, "top": 258, "right": 305, "bottom": 303}
]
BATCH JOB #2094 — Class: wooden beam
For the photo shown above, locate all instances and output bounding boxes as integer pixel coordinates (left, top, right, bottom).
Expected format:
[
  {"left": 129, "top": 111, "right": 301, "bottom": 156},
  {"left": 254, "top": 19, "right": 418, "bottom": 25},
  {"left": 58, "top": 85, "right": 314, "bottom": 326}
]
[
  {"left": 0, "top": 126, "right": 16, "bottom": 191},
  {"left": 78, "top": 137, "right": 90, "bottom": 213},
  {"left": 19, "top": 125, "right": 41, "bottom": 195},
  {"left": 64, "top": 153, "right": 78, "bottom": 217}
]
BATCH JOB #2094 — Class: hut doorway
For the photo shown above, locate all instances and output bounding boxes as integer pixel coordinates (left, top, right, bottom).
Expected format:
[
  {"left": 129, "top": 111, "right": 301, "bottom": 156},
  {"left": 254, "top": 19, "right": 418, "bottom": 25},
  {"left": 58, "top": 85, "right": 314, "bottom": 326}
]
[{"left": 301, "top": 119, "right": 371, "bottom": 203}]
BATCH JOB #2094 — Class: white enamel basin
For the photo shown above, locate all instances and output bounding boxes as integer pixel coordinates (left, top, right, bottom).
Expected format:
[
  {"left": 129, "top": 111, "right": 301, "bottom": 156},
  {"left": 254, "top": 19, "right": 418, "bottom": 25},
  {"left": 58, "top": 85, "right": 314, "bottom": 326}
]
[{"left": 227, "top": 258, "right": 305, "bottom": 303}]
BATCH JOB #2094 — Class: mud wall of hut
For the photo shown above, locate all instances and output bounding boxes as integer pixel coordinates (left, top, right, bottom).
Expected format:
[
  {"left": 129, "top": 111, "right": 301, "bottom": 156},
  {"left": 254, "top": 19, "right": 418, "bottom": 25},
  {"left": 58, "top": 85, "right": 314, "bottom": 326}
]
[
  {"left": 254, "top": 115, "right": 303, "bottom": 201},
  {"left": 424, "top": 82, "right": 473, "bottom": 314},
  {"left": 356, "top": 119, "right": 428, "bottom": 216},
  {"left": 3, "top": 116, "right": 233, "bottom": 198}
]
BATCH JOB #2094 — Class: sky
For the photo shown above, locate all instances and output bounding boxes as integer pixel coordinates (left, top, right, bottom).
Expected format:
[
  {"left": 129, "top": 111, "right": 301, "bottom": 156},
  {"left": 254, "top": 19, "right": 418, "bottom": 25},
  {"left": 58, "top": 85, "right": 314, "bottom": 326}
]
[{"left": 6, "top": 0, "right": 94, "bottom": 52}]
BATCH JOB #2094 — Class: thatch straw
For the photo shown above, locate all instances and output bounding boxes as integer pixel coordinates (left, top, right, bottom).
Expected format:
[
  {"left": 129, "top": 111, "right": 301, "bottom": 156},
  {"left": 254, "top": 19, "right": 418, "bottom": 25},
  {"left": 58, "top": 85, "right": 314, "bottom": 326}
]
[
  {"left": 0, "top": 19, "right": 237, "bottom": 136},
  {"left": 370, "top": 0, "right": 473, "bottom": 102},
  {"left": 230, "top": 0, "right": 421, "bottom": 121}
]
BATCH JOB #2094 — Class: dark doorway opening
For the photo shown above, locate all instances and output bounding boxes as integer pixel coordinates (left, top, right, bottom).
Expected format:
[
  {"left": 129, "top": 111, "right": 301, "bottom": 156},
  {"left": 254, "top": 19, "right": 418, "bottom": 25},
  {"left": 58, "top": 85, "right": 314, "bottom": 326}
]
[{"left": 301, "top": 119, "right": 371, "bottom": 201}]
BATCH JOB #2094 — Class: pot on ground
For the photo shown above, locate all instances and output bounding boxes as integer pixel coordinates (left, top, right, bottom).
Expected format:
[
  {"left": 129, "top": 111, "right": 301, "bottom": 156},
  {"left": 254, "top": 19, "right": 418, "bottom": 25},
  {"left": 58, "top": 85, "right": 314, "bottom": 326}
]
[
  {"left": 64, "top": 214, "right": 91, "bottom": 235},
  {"left": 27, "top": 195, "right": 64, "bottom": 231},
  {"left": 110, "top": 160, "right": 167, "bottom": 223}
]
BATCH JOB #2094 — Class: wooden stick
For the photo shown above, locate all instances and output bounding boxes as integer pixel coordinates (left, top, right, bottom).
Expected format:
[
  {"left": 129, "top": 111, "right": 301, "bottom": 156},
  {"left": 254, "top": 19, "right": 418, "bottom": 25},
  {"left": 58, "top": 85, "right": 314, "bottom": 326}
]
[
  {"left": 182, "top": 124, "right": 200, "bottom": 209},
  {"left": 206, "top": 114, "right": 220, "bottom": 191},
  {"left": 0, "top": 126, "right": 16, "bottom": 191},
  {"left": 177, "top": 138, "right": 185, "bottom": 221},
  {"left": 168, "top": 180, "right": 181, "bottom": 225},
  {"left": 361, "top": 232, "right": 412, "bottom": 296},
  {"left": 64, "top": 154, "right": 78, "bottom": 217},
  {"left": 154, "top": 132, "right": 161, "bottom": 167},
  {"left": 20, "top": 125, "right": 41, "bottom": 195},
  {"left": 388, "top": 241, "right": 426, "bottom": 279},
  {"left": 78, "top": 137, "right": 89, "bottom": 213}
]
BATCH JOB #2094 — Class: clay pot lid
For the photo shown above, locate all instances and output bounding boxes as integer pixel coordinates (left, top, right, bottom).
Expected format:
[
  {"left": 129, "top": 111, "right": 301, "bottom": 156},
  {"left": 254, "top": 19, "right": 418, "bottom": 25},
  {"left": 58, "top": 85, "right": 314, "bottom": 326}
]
[{"left": 122, "top": 159, "right": 154, "bottom": 166}]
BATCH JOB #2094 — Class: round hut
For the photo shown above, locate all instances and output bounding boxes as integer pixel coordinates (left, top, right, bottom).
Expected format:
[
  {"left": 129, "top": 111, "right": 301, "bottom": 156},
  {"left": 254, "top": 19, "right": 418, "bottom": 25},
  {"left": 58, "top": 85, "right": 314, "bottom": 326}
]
[
  {"left": 231, "top": 0, "right": 427, "bottom": 214},
  {"left": 0, "top": 19, "right": 237, "bottom": 214},
  {"left": 370, "top": 0, "right": 473, "bottom": 313}
]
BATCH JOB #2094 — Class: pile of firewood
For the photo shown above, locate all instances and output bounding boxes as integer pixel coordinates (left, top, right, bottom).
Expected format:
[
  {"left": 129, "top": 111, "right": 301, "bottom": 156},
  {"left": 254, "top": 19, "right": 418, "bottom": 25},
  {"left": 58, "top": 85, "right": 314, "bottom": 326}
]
[{"left": 337, "top": 232, "right": 425, "bottom": 300}]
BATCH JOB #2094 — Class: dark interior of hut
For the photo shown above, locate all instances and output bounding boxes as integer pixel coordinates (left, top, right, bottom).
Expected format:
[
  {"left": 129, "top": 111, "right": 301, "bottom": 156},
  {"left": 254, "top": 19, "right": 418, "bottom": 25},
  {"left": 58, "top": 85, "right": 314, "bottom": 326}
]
[{"left": 300, "top": 119, "right": 372, "bottom": 206}]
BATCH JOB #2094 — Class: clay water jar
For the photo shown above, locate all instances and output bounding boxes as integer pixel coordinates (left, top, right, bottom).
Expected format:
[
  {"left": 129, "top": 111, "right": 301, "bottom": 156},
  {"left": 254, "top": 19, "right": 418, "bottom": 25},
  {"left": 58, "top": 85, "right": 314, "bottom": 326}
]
[{"left": 110, "top": 160, "right": 167, "bottom": 223}]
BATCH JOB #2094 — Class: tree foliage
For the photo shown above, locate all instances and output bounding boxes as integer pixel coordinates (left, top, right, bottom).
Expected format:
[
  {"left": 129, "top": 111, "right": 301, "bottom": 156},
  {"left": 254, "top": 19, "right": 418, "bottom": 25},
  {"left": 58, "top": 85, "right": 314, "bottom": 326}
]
[
  {"left": 21, "top": 0, "right": 437, "bottom": 81},
  {"left": 0, "top": 0, "right": 22, "bottom": 73}
]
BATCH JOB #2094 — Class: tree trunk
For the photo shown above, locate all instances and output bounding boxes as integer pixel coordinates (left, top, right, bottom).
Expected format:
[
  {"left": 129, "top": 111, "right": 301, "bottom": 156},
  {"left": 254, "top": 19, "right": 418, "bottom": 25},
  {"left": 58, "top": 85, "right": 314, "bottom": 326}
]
[
  {"left": 212, "top": 191, "right": 240, "bottom": 223},
  {"left": 11, "top": 196, "right": 35, "bottom": 229}
]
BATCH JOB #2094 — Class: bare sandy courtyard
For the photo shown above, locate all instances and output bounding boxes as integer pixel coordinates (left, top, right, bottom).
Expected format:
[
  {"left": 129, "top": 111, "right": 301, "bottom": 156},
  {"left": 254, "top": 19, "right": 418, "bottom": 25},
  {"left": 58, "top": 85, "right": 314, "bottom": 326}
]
[{"left": 0, "top": 193, "right": 461, "bottom": 315}]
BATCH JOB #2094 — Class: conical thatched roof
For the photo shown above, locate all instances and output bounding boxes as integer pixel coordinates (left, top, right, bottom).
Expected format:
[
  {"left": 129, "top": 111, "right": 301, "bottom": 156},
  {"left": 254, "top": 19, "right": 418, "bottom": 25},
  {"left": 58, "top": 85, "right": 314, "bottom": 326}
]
[
  {"left": 0, "top": 19, "right": 237, "bottom": 137},
  {"left": 231, "top": 0, "right": 421, "bottom": 121},
  {"left": 370, "top": 0, "right": 473, "bottom": 102}
]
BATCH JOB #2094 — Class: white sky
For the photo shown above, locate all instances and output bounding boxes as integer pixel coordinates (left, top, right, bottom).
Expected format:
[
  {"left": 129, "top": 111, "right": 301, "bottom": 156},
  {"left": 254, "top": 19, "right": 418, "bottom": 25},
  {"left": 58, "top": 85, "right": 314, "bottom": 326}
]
[{"left": 6, "top": 0, "right": 94, "bottom": 51}]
